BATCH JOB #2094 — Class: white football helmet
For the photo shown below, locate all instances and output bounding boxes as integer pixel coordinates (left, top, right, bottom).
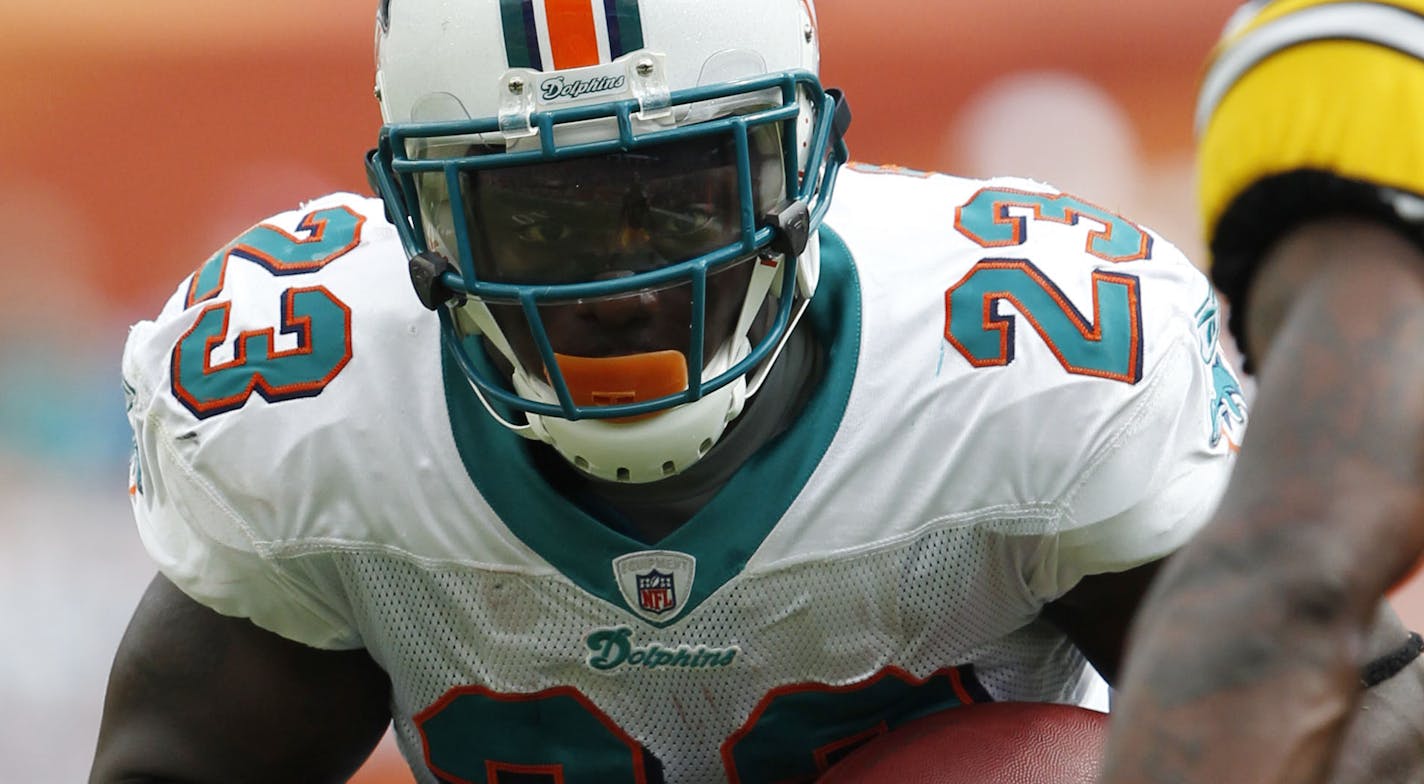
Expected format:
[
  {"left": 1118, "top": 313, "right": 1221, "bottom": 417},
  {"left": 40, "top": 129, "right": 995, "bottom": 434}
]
[{"left": 368, "top": 0, "right": 849, "bottom": 483}]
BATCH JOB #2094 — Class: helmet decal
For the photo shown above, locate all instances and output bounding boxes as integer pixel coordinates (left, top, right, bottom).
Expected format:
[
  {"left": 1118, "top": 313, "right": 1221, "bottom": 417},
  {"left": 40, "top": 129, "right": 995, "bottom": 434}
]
[
  {"left": 499, "top": 0, "right": 544, "bottom": 69},
  {"left": 605, "top": 0, "right": 646, "bottom": 59},
  {"left": 544, "top": 0, "right": 600, "bottom": 69},
  {"left": 499, "top": 0, "right": 647, "bottom": 71}
]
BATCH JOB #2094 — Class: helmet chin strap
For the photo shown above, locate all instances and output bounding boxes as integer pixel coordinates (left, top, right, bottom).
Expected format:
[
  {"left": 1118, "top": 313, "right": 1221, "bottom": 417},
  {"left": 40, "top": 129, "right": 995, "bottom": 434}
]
[
  {"left": 451, "top": 252, "right": 792, "bottom": 482},
  {"left": 450, "top": 300, "right": 539, "bottom": 439},
  {"left": 746, "top": 297, "right": 810, "bottom": 398},
  {"left": 748, "top": 236, "right": 819, "bottom": 397}
]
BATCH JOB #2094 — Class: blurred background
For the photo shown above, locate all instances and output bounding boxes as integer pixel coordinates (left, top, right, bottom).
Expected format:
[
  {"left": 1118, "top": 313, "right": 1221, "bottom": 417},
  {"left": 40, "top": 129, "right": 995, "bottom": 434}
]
[{"left": 5, "top": 1, "right": 1422, "bottom": 781}]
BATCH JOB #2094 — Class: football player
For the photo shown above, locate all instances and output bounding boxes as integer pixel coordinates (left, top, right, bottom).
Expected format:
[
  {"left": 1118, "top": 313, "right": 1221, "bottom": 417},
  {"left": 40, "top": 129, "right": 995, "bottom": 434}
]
[
  {"left": 93, "top": 1, "right": 1248, "bottom": 782},
  {"left": 1101, "top": 1, "right": 1424, "bottom": 781}
]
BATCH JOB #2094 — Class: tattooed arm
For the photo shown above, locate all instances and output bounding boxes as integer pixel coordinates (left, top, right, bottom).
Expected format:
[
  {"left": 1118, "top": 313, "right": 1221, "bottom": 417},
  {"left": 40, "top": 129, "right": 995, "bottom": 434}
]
[{"left": 1099, "top": 219, "right": 1424, "bottom": 783}]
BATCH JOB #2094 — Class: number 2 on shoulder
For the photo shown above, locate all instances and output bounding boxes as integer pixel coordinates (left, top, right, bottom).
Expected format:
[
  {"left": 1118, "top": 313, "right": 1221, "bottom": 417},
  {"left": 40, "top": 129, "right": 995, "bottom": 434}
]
[
  {"left": 171, "top": 206, "right": 364, "bottom": 418},
  {"left": 948, "top": 188, "right": 1150, "bottom": 383}
]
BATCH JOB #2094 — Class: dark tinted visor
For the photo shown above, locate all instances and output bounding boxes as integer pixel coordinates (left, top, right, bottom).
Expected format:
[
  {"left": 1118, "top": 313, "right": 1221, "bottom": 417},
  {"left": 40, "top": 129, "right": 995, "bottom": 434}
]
[{"left": 461, "top": 122, "right": 785, "bottom": 285}]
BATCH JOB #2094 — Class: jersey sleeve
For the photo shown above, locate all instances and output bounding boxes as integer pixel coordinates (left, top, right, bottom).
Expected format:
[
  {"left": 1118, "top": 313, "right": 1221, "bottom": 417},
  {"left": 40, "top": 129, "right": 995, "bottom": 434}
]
[
  {"left": 119, "top": 195, "right": 390, "bottom": 651},
  {"left": 1196, "top": 0, "right": 1424, "bottom": 360},
  {"left": 1028, "top": 248, "right": 1247, "bottom": 601},
  {"left": 124, "top": 315, "right": 363, "bottom": 650},
  {"left": 828, "top": 170, "right": 1251, "bottom": 604}
]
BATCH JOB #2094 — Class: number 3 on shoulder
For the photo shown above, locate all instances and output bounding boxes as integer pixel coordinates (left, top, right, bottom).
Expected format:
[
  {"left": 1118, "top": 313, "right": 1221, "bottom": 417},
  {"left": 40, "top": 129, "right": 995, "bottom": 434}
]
[
  {"left": 171, "top": 206, "right": 364, "bottom": 418},
  {"left": 948, "top": 188, "right": 1150, "bottom": 384}
]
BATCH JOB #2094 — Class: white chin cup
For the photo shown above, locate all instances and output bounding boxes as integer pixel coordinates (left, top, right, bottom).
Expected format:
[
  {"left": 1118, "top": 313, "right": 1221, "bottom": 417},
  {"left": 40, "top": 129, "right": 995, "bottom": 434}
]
[{"left": 518, "top": 373, "right": 748, "bottom": 483}]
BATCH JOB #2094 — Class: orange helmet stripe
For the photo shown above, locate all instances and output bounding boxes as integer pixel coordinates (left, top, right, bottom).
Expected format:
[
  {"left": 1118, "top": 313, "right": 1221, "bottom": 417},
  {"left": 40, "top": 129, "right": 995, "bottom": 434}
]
[
  {"left": 545, "top": 0, "right": 602, "bottom": 70},
  {"left": 500, "top": 0, "right": 646, "bottom": 71}
]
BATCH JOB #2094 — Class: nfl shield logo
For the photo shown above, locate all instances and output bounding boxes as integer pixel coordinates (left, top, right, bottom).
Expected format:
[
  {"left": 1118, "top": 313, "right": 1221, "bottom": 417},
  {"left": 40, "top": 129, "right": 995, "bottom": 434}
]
[
  {"left": 612, "top": 550, "right": 697, "bottom": 623},
  {"left": 636, "top": 570, "right": 677, "bottom": 615}
]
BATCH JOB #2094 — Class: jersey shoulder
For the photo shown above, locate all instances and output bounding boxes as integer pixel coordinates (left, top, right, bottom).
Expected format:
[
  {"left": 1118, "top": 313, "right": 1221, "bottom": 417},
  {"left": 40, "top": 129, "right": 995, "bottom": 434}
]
[
  {"left": 118, "top": 195, "right": 556, "bottom": 646},
  {"left": 123, "top": 191, "right": 427, "bottom": 443},
  {"left": 826, "top": 166, "right": 1235, "bottom": 438},
  {"left": 121, "top": 193, "right": 464, "bottom": 563},
  {"left": 807, "top": 167, "right": 1245, "bottom": 557}
]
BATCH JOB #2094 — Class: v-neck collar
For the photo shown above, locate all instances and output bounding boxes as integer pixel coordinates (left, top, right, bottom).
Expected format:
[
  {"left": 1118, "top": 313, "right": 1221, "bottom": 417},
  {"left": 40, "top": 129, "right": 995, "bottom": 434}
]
[{"left": 441, "top": 228, "right": 861, "bottom": 626}]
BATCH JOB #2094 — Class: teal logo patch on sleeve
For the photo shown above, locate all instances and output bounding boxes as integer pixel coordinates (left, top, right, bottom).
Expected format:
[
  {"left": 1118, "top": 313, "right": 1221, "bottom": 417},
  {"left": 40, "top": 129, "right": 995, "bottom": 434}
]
[{"left": 1194, "top": 289, "right": 1248, "bottom": 449}]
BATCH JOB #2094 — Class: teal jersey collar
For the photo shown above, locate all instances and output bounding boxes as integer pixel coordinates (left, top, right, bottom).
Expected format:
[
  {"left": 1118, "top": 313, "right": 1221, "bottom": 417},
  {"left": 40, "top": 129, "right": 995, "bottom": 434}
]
[{"left": 441, "top": 228, "right": 861, "bottom": 626}]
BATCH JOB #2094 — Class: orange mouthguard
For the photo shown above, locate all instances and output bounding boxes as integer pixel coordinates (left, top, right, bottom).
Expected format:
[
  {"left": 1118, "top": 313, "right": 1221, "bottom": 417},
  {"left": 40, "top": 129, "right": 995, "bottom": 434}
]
[{"left": 551, "top": 350, "right": 689, "bottom": 422}]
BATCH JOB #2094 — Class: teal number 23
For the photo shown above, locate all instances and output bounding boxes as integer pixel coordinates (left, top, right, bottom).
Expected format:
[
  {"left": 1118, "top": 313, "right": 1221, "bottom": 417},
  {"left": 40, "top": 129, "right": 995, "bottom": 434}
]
[
  {"left": 948, "top": 188, "right": 1150, "bottom": 383},
  {"left": 171, "top": 206, "right": 364, "bottom": 418}
]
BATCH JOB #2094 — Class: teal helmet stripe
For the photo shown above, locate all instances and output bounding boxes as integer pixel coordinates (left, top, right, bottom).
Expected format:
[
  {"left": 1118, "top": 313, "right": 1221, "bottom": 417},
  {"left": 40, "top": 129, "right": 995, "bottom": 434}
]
[
  {"left": 500, "top": 0, "right": 544, "bottom": 70},
  {"left": 603, "top": 0, "right": 645, "bottom": 57}
]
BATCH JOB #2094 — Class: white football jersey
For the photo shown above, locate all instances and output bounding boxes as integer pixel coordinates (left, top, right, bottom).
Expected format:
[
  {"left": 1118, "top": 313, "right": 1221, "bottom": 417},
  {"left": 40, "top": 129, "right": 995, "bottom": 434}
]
[{"left": 122, "top": 166, "right": 1246, "bottom": 784}]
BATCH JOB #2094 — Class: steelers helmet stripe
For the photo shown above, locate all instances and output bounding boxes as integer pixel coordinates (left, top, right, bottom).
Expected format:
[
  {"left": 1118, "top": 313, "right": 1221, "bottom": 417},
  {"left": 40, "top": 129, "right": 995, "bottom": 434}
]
[{"left": 1196, "top": 2, "right": 1424, "bottom": 134}]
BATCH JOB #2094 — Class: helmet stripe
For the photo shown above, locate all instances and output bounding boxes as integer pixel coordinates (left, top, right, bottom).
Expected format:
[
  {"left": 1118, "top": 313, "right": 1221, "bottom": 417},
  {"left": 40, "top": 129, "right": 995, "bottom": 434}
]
[
  {"left": 545, "top": 0, "right": 602, "bottom": 69},
  {"left": 501, "top": 0, "right": 644, "bottom": 72},
  {"left": 603, "top": 0, "right": 645, "bottom": 58},
  {"left": 499, "top": 0, "right": 544, "bottom": 70}
]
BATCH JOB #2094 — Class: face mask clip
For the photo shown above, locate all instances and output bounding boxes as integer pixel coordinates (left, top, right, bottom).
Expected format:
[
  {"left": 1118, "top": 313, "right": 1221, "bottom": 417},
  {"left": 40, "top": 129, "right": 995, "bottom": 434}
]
[
  {"left": 628, "top": 52, "right": 672, "bottom": 122},
  {"left": 764, "top": 198, "right": 811, "bottom": 258},
  {"left": 498, "top": 71, "right": 540, "bottom": 139},
  {"left": 409, "top": 251, "right": 460, "bottom": 310}
]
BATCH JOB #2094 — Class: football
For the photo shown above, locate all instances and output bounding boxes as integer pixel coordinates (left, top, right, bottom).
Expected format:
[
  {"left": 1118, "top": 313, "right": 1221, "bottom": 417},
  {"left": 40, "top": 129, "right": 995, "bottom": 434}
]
[{"left": 817, "top": 702, "right": 1109, "bottom": 783}]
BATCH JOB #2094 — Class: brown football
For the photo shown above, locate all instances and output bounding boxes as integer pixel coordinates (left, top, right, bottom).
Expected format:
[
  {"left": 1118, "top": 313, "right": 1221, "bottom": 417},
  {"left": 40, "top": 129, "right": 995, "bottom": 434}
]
[{"left": 817, "top": 702, "right": 1109, "bottom": 783}]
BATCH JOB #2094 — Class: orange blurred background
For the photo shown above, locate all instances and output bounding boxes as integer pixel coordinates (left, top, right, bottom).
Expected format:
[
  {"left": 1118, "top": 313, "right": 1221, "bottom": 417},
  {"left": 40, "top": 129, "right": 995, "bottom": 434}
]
[
  {"left": 0, "top": 0, "right": 1229, "bottom": 329},
  {"left": 4, "top": 1, "right": 1421, "bottom": 782}
]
